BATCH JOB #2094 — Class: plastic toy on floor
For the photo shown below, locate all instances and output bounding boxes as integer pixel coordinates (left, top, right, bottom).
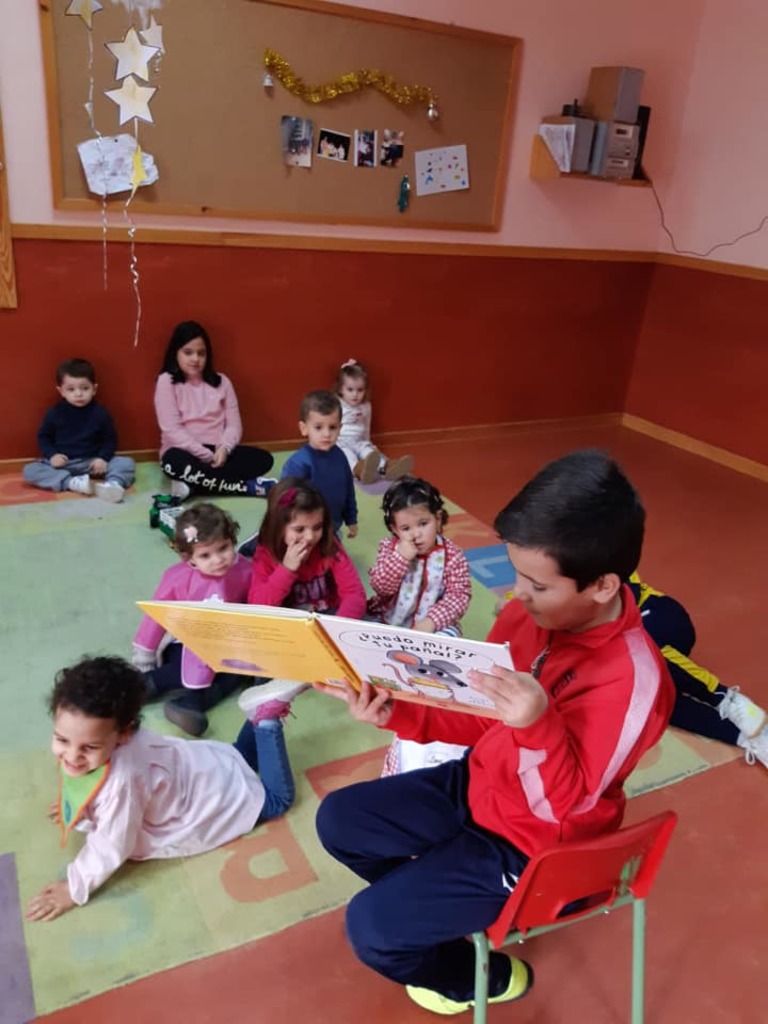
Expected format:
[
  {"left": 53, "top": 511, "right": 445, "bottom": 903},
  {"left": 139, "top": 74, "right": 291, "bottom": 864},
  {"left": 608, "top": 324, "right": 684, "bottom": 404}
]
[{"left": 149, "top": 493, "right": 186, "bottom": 544}]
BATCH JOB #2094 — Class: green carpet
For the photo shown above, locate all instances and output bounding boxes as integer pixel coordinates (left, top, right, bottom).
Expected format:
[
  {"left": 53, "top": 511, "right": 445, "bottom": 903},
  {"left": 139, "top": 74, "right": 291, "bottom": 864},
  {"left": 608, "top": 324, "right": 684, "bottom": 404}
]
[{"left": 0, "top": 458, "right": 719, "bottom": 1016}]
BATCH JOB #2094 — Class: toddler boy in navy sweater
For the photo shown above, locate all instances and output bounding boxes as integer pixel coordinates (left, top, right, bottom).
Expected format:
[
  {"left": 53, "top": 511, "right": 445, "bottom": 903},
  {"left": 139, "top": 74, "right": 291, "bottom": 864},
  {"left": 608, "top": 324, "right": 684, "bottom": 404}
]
[
  {"left": 281, "top": 389, "right": 358, "bottom": 537},
  {"left": 23, "top": 358, "right": 135, "bottom": 502}
]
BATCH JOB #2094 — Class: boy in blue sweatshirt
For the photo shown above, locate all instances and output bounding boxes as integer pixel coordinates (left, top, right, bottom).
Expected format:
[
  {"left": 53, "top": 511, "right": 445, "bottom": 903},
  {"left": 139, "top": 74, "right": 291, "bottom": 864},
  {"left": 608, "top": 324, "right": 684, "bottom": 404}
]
[
  {"left": 23, "top": 358, "right": 135, "bottom": 502},
  {"left": 281, "top": 389, "right": 358, "bottom": 538}
]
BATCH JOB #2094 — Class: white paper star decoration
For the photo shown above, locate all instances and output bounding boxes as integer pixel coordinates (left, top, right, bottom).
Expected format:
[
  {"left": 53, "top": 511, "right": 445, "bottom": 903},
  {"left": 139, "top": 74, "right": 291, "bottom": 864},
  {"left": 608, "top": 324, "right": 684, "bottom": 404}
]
[
  {"left": 139, "top": 16, "right": 165, "bottom": 55},
  {"left": 65, "top": 0, "right": 103, "bottom": 30},
  {"left": 105, "top": 26, "right": 160, "bottom": 82},
  {"left": 105, "top": 76, "right": 157, "bottom": 126}
]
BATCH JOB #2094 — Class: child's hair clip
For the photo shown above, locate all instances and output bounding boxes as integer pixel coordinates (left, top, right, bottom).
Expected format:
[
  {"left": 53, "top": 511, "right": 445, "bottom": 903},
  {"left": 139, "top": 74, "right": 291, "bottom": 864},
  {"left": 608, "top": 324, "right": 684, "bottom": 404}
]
[
  {"left": 183, "top": 525, "right": 198, "bottom": 543},
  {"left": 340, "top": 357, "right": 358, "bottom": 368},
  {"left": 278, "top": 487, "right": 297, "bottom": 509}
]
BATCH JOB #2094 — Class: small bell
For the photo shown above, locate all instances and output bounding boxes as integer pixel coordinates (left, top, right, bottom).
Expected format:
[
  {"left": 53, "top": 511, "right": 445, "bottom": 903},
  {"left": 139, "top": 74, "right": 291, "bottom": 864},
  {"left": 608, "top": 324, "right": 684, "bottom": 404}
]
[
  {"left": 263, "top": 71, "right": 274, "bottom": 89},
  {"left": 427, "top": 100, "right": 439, "bottom": 122}
]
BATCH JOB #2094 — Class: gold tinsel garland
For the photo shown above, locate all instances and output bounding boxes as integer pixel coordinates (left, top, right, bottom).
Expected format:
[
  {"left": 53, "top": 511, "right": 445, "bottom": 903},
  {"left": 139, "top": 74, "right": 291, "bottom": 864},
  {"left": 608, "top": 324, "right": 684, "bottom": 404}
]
[{"left": 264, "top": 49, "right": 437, "bottom": 109}]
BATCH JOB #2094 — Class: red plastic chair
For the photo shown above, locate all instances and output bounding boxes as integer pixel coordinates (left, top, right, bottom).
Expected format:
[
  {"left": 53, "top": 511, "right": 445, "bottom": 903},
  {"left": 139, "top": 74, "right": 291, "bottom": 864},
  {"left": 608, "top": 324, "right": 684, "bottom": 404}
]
[{"left": 471, "top": 810, "right": 677, "bottom": 1024}]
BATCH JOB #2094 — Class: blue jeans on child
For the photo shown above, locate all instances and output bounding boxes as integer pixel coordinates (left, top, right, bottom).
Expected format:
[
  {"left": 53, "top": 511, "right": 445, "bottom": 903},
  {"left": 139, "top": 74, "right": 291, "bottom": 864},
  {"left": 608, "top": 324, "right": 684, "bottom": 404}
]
[
  {"left": 234, "top": 719, "right": 295, "bottom": 822},
  {"left": 316, "top": 756, "right": 528, "bottom": 1002},
  {"left": 23, "top": 455, "right": 136, "bottom": 492}
]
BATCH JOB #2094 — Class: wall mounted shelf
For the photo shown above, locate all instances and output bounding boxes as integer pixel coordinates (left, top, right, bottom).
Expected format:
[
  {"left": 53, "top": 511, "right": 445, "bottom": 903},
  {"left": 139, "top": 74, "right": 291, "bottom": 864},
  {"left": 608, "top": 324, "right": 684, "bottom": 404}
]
[{"left": 529, "top": 134, "right": 650, "bottom": 187}]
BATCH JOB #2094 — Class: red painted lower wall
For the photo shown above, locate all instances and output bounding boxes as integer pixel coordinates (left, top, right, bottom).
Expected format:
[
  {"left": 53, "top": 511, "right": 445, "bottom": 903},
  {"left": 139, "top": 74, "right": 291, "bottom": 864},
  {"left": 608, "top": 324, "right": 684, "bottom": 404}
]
[
  {"left": 626, "top": 264, "right": 768, "bottom": 466},
  {"left": 0, "top": 239, "right": 650, "bottom": 460}
]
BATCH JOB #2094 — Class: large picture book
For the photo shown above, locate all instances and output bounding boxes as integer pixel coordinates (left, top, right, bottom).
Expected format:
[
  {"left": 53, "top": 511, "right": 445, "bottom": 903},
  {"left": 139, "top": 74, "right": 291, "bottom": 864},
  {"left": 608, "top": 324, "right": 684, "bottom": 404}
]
[{"left": 136, "top": 601, "right": 513, "bottom": 718}]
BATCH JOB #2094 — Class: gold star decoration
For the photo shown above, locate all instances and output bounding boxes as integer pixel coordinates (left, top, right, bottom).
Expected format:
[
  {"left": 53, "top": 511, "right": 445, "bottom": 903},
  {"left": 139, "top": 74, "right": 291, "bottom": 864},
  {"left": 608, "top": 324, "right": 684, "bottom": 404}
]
[
  {"left": 65, "top": 0, "right": 103, "bottom": 31},
  {"left": 105, "top": 26, "right": 160, "bottom": 82},
  {"left": 139, "top": 16, "right": 165, "bottom": 55},
  {"left": 130, "top": 143, "right": 149, "bottom": 196},
  {"left": 105, "top": 75, "right": 157, "bottom": 126}
]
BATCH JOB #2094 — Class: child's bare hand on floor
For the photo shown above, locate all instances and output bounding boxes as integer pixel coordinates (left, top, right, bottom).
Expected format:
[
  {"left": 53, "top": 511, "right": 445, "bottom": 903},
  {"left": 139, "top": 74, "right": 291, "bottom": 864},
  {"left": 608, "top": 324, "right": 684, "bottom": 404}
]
[{"left": 26, "top": 880, "right": 76, "bottom": 923}]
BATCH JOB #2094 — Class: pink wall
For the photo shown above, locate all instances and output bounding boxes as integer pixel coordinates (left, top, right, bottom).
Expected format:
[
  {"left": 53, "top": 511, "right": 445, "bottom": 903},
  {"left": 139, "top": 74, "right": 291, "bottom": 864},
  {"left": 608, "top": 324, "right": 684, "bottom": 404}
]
[
  {"left": 654, "top": 0, "right": 768, "bottom": 269},
  {"left": 0, "top": 0, "right": 701, "bottom": 252}
]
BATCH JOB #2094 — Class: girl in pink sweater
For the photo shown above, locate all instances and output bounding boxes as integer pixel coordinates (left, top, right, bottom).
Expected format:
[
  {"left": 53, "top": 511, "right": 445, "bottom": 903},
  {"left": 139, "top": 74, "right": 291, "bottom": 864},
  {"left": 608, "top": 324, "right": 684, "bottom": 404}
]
[
  {"left": 155, "top": 321, "right": 275, "bottom": 500},
  {"left": 248, "top": 477, "right": 367, "bottom": 618},
  {"left": 133, "top": 503, "right": 252, "bottom": 737}
]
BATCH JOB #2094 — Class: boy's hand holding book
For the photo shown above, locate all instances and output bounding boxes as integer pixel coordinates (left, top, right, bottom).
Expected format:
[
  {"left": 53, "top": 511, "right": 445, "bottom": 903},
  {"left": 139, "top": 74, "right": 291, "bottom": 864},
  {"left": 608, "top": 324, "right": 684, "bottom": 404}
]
[
  {"left": 467, "top": 666, "right": 548, "bottom": 729},
  {"left": 314, "top": 679, "right": 394, "bottom": 728}
]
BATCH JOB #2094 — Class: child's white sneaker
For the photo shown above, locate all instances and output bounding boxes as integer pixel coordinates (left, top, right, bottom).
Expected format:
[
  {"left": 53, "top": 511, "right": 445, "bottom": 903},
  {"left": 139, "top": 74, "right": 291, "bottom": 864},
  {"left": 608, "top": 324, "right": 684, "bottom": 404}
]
[
  {"left": 170, "top": 480, "right": 191, "bottom": 500},
  {"left": 238, "top": 679, "right": 309, "bottom": 724},
  {"left": 718, "top": 687, "right": 767, "bottom": 737},
  {"left": 737, "top": 724, "right": 768, "bottom": 768},
  {"left": 94, "top": 480, "right": 125, "bottom": 503},
  {"left": 67, "top": 474, "right": 94, "bottom": 495}
]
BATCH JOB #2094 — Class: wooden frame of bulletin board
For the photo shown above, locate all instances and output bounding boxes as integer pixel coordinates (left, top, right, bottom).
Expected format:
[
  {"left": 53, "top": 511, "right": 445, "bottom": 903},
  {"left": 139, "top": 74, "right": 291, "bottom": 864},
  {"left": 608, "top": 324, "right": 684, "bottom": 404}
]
[
  {"left": 0, "top": 105, "right": 18, "bottom": 309},
  {"left": 39, "top": 0, "right": 520, "bottom": 231}
]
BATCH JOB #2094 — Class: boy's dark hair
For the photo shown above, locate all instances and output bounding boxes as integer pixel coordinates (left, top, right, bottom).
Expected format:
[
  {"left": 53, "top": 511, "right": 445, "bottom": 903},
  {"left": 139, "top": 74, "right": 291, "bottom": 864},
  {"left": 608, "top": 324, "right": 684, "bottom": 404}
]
[
  {"left": 258, "top": 476, "right": 336, "bottom": 560},
  {"left": 494, "top": 449, "right": 645, "bottom": 590},
  {"left": 57, "top": 358, "right": 96, "bottom": 385},
  {"left": 48, "top": 656, "right": 144, "bottom": 733},
  {"left": 174, "top": 502, "right": 240, "bottom": 558},
  {"left": 382, "top": 476, "right": 448, "bottom": 533},
  {"left": 160, "top": 320, "right": 221, "bottom": 387},
  {"left": 334, "top": 360, "right": 369, "bottom": 399},
  {"left": 300, "top": 389, "right": 341, "bottom": 422}
]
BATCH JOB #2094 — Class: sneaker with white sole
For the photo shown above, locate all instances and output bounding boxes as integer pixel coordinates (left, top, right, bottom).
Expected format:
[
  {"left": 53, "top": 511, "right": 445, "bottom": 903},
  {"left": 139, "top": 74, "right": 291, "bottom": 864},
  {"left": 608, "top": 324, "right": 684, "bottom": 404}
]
[
  {"left": 247, "top": 476, "right": 278, "bottom": 498},
  {"left": 737, "top": 724, "right": 768, "bottom": 768},
  {"left": 66, "top": 474, "right": 94, "bottom": 495},
  {"left": 94, "top": 480, "right": 125, "bottom": 503},
  {"left": 169, "top": 480, "right": 191, "bottom": 500},
  {"left": 238, "top": 679, "right": 309, "bottom": 724},
  {"left": 718, "top": 687, "right": 767, "bottom": 738},
  {"left": 406, "top": 955, "right": 533, "bottom": 1015}
]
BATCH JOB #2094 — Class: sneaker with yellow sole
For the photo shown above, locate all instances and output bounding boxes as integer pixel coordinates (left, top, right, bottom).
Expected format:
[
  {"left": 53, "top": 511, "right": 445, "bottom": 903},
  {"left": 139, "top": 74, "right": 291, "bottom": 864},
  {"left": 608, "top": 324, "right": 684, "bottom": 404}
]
[{"left": 406, "top": 954, "right": 533, "bottom": 1015}]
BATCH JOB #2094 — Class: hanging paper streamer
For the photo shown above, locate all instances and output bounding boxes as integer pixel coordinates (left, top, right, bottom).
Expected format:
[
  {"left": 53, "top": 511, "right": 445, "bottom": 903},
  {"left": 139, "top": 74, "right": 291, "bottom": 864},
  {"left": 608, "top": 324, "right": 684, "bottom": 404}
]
[
  {"left": 67, "top": 0, "right": 109, "bottom": 289},
  {"left": 264, "top": 49, "right": 439, "bottom": 117},
  {"left": 102, "top": 13, "right": 163, "bottom": 348}
]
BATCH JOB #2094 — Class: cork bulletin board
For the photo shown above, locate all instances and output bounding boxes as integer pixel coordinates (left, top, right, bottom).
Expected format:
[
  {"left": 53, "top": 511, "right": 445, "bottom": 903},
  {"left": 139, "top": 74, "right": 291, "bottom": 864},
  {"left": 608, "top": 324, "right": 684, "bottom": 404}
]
[{"left": 39, "top": 0, "right": 519, "bottom": 230}]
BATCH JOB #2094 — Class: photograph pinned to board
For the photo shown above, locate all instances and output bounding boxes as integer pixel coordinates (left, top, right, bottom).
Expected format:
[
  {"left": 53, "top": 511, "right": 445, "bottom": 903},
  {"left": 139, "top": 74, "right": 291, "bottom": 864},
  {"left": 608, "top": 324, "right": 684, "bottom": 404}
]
[
  {"left": 280, "top": 115, "right": 314, "bottom": 168},
  {"left": 77, "top": 134, "right": 159, "bottom": 196},
  {"left": 414, "top": 144, "right": 469, "bottom": 196},
  {"left": 380, "top": 129, "right": 405, "bottom": 167},
  {"left": 317, "top": 128, "right": 351, "bottom": 162},
  {"left": 354, "top": 129, "right": 377, "bottom": 168}
]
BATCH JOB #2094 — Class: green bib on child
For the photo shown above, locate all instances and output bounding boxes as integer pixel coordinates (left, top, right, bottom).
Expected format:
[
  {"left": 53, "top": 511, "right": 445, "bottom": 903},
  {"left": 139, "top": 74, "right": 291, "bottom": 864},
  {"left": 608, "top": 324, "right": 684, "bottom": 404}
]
[{"left": 59, "top": 762, "right": 110, "bottom": 842}]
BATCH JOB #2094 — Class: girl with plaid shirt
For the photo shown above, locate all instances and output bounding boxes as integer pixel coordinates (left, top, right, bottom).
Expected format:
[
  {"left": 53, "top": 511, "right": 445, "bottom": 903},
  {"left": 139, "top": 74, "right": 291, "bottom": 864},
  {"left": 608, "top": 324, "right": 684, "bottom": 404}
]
[{"left": 367, "top": 477, "right": 473, "bottom": 775}]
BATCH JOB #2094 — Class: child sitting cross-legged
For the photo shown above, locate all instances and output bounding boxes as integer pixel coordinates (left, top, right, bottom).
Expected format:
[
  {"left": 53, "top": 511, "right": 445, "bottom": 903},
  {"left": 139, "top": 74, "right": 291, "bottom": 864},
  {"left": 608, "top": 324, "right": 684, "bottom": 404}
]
[
  {"left": 367, "top": 476, "right": 473, "bottom": 776},
  {"left": 26, "top": 656, "right": 303, "bottom": 922},
  {"left": 132, "top": 502, "right": 254, "bottom": 737}
]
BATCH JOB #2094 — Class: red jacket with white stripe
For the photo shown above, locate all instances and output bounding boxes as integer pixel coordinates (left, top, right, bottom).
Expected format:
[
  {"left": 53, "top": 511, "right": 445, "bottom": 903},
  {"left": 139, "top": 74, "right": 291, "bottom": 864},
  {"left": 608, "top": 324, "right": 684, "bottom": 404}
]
[{"left": 386, "top": 585, "right": 674, "bottom": 856}]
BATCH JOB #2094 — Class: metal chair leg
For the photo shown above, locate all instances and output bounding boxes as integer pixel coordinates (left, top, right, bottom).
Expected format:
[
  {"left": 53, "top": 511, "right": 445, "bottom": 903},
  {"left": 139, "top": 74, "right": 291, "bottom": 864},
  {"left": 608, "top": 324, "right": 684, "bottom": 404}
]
[
  {"left": 631, "top": 897, "right": 646, "bottom": 1024},
  {"left": 472, "top": 931, "right": 490, "bottom": 1024}
]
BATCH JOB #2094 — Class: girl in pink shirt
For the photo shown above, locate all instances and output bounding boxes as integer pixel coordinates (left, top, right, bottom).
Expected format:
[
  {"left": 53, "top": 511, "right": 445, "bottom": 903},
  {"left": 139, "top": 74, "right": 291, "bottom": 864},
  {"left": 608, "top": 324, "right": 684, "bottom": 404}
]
[
  {"left": 155, "top": 321, "right": 274, "bottom": 499},
  {"left": 248, "top": 477, "right": 367, "bottom": 618},
  {"left": 133, "top": 503, "right": 253, "bottom": 737}
]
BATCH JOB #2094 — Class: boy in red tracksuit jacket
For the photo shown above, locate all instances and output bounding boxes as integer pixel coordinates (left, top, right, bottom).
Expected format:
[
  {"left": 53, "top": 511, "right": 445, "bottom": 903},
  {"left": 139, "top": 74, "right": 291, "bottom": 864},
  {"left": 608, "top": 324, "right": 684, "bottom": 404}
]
[{"left": 315, "top": 449, "right": 675, "bottom": 1017}]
